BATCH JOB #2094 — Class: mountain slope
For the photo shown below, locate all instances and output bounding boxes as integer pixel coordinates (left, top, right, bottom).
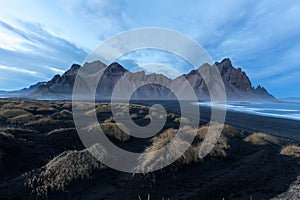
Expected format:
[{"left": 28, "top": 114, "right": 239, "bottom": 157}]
[{"left": 29, "top": 58, "right": 275, "bottom": 101}]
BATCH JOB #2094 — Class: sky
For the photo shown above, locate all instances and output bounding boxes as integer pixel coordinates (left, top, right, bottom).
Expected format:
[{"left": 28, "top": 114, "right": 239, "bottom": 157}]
[{"left": 0, "top": 0, "right": 299, "bottom": 97}]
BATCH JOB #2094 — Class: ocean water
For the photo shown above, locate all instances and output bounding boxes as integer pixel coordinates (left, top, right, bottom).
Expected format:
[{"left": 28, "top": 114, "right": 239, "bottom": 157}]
[{"left": 196, "top": 101, "right": 300, "bottom": 121}]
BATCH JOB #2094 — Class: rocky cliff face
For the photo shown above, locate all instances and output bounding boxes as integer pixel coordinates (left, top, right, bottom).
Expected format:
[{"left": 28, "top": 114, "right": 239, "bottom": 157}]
[
  {"left": 215, "top": 58, "right": 275, "bottom": 101},
  {"left": 30, "top": 58, "right": 275, "bottom": 101}
]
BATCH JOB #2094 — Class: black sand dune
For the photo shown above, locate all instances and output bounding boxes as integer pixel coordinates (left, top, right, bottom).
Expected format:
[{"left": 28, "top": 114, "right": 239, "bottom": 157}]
[{"left": 0, "top": 99, "right": 299, "bottom": 199}]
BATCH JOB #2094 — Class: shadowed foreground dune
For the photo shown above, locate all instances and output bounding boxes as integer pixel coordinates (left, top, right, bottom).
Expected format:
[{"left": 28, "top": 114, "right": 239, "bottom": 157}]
[{"left": 0, "top": 99, "right": 299, "bottom": 199}]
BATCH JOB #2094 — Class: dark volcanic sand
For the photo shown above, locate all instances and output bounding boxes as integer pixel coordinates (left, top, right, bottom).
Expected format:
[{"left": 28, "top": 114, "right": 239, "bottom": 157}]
[
  {"left": 132, "top": 100, "right": 300, "bottom": 141},
  {"left": 0, "top": 99, "right": 300, "bottom": 200}
]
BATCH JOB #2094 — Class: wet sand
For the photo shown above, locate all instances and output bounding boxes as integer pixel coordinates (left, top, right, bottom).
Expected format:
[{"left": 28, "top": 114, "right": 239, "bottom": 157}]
[{"left": 132, "top": 100, "right": 300, "bottom": 141}]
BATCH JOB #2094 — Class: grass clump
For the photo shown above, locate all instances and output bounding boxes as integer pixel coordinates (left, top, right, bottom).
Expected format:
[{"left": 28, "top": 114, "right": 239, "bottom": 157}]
[
  {"left": 280, "top": 144, "right": 300, "bottom": 157},
  {"left": 101, "top": 123, "right": 130, "bottom": 142},
  {"left": 25, "top": 148, "right": 106, "bottom": 197},
  {"left": 137, "top": 124, "right": 233, "bottom": 172},
  {"left": 10, "top": 114, "right": 35, "bottom": 124},
  {"left": 96, "top": 104, "right": 111, "bottom": 113},
  {"left": 26, "top": 117, "right": 59, "bottom": 126},
  {"left": 244, "top": 132, "right": 285, "bottom": 146},
  {"left": 131, "top": 113, "right": 138, "bottom": 119},
  {"left": 84, "top": 122, "right": 131, "bottom": 142},
  {"left": 0, "top": 109, "right": 31, "bottom": 118}
]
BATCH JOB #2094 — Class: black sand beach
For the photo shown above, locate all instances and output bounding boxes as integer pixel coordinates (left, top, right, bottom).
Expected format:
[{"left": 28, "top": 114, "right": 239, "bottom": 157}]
[
  {"left": 0, "top": 99, "right": 299, "bottom": 199},
  {"left": 133, "top": 100, "right": 300, "bottom": 141}
]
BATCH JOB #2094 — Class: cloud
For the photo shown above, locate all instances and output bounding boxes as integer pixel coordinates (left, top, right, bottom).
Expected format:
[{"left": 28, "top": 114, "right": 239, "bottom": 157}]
[
  {"left": 0, "top": 0, "right": 299, "bottom": 97},
  {"left": 0, "top": 19, "right": 87, "bottom": 90},
  {"left": 0, "top": 64, "right": 39, "bottom": 76},
  {"left": 131, "top": 63, "right": 181, "bottom": 79},
  {"left": 43, "top": 66, "right": 65, "bottom": 74},
  {"left": 61, "top": 0, "right": 132, "bottom": 40},
  {"left": 115, "top": 49, "right": 195, "bottom": 76}
]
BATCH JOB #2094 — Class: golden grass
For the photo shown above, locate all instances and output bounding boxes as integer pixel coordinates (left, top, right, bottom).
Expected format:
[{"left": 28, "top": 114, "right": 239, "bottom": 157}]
[
  {"left": 139, "top": 109, "right": 146, "bottom": 114},
  {"left": 144, "top": 115, "right": 151, "bottom": 120},
  {"left": 280, "top": 144, "right": 300, "bottom": 157},
  {"left": 47, "top": 128, "right": 76, "bottom": 136},
  {"left": 58, "top": 109, "right": 73, "bottom": 119},
  {"left": 0, "top": 109, "right": 31, "bottom": 118},
  {"left": 25, "top": 117, "right": 60, "bottom": 127},
  {"left": 103, "top": 117, "right": 115, "bottom": 123},
  {"left": 244, "top": 132, "right": 285, "bottom": 146},
  {"left": 101, "top": 123, "right": 130, "bottom": 142},
  {"left": 9, "top": 113, "right": 35, "bottom": 124},
  {"left": 131, "top": 113, "right": 138, "bottom": 119},
  {"left": 84, "top": 122, "right": 131, "bottom": 142},
  {"left": 137, "top": 124, "right": 233, "bottom": 172},
  {"left": 173, "top": 116, "right": 191, "bottom": 124},
  {"left": 96, "top": 105, "right": 111, "bottom": 113},
  {"left": 26, "top": 148, "right": 105, "bottom": 197},
  {"left": 1, "top": 103, "right": 16, "bottom": 109}
]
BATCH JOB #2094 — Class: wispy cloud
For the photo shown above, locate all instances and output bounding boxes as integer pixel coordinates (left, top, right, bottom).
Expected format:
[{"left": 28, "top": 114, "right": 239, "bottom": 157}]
[
  {"left": 0, "top": 64, "right": 39, "bottom": 76},
  {"left": 43, "top": 66, "right": 65, "bottom": 74},
  {"left": 0, "top": 19, "right": 87, "bottom": 90},
  {"left": 0, "top": 0, "right": 299, "bottom": 97}
]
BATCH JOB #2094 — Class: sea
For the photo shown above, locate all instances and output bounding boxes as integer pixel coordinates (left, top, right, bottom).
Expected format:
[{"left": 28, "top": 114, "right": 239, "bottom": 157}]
[{"left": 196, "top": 101, "right": 300, "bottom": 121}]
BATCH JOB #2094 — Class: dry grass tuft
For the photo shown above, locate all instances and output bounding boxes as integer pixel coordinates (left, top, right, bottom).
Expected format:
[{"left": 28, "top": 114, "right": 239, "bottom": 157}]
[
  {"left": 222, "top": 124, "right": 243, "bottom": 138},
  {"left": 9, "top": 114, "right": 35, "bottom": 124},
  {"left": 35, "top": 107, "right": 57, "bottom": 114},
  {"left": 137, "top": 124, "right": 233, "bottom": 172},
  {"left": 84, "top": 122, "right": 130, "bottom": 142},
  {"left": 173, "top": 117, "right": 192, "bottom": 124},
  {"left": 1, "top": 103, "right": 16, "bottom": 109},
  {"left": 47, "top": 128, "right": 76, "bottom": 136},
  {"left": 96, "top": 104, "right": 111, "bottom": 113},
  {"left": 131, "top": 113, "right": 138, "bottom": 119},
  {"left": 144, "top": 115, "right": 151, "bottom": 120},
  {"left": 244, "top": 133, "right": 285, "bottom": 146},
  {"left": 101, "top": 123, "right": 130, "bottom": 142},
  {"left": 0, "top": 109, "right": 31, "bottom": 118},
  {"left": 104, "top": 117, "right": 115, "bottom": 123},
  {"left": 58, "top": 110, "right": 73, "bottom": 119},
  {"left": 25, "top": 148, "right": 106, "bottom": 197},
  {"left": 280, "top": 144, "right": 300, "bottom": 157},
  {"left": 25, "top": 117, "right": 62, "bottom": 127}
]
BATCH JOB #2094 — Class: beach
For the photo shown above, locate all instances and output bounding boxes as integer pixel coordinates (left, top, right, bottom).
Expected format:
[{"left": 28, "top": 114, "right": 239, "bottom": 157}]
[{"left": 0, "top": 99, "right": 299, "bottom": 199}]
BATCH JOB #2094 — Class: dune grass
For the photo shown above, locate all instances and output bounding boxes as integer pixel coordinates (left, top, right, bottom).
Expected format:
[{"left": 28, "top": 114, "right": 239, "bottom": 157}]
[
  {"left": 25, "top": 148, "right": 106, "bottom": 197},
  {"left": 244, "top": 132, "right": 285, "bottom": 146},
  {"left": 26, "top": 117, "right": 59, "bottom": 126},
  {"left": 59, "top": 109, "right": 73, "bottom": 118},
  {"left": 101, "top": 122, "right": 131, "bottom": 142},
  {"left": 9, "top": 114, "right": 35, "bottom": 124},
  {"left": 0, "top": 109, "right": 31, "bottom": 118},
  {"left": 280, "top": 144, "right": 300, "bottom": 157},
  {"left": 84, "top": 122, "right": 131, "bottom": 142},
  {"left": 137, "top": 123, "right": 235, "bottom": 172}
]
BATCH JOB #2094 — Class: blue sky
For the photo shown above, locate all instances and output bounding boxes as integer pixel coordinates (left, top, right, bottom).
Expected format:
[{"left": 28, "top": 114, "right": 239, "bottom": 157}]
[{"left": 0, "top": 0, "right": 299, "bottom": 97}]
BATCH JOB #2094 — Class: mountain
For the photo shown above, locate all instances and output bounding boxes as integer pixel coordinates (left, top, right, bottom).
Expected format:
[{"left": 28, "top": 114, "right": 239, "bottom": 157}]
[
  {"left": 26, "top": 58, "right": 275, "bottom": 101},
  {"left": 0, "top": 82, "right": 45, "bottom": 98}
]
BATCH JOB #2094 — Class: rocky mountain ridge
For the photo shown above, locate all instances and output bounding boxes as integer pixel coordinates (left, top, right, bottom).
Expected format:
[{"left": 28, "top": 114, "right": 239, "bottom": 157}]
[{"left": 16, "top": 58, "right": 276, "bottom": 101}]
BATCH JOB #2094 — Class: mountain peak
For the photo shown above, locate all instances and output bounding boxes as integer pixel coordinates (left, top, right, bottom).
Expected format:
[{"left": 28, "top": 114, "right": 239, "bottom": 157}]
[
  {"left": 64, "top": 64, "right": 81, "bottom": 75},
  {"left": 24, "top": 58, "right": 275, "bottom": 101},
  {"left": 106, "top": 62, "right": 128, "bottom": 73},
  {"left": 221, "top": 58, "right": 232, "bottom": 65},
  {"left": 215, "top": 58, "right": 233, "bottom": 75},
  {"left": 82, "top": 60, "right": 106, "bottom": 74}
]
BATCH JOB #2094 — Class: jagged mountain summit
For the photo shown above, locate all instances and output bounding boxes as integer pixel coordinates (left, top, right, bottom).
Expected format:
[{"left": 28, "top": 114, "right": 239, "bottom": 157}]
[{"left": 25, "top": 58, "right": 275, "bottom": 101}]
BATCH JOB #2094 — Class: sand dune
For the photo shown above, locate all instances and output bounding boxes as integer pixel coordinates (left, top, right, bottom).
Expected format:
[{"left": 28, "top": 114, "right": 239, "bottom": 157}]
[{"left": 0, "top": 99, "right": 299, "bottom": 199}]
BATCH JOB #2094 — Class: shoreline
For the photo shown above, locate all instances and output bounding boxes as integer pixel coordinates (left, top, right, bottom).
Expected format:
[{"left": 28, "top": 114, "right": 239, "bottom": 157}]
[
  {"left": 1, "top": 98, "right": 299, "bottom": 141},
  {"left": 131, "top": 100, "right": 300, "bottom": 142}
]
